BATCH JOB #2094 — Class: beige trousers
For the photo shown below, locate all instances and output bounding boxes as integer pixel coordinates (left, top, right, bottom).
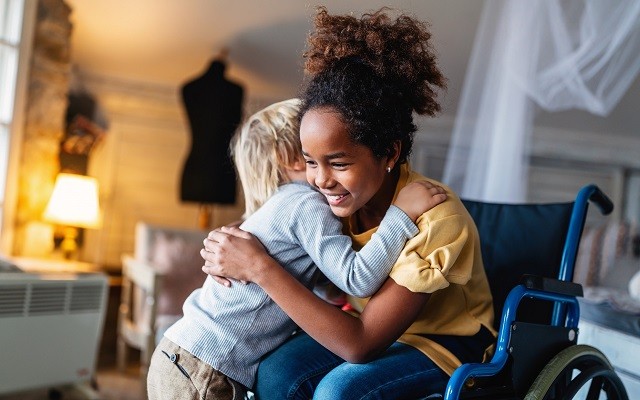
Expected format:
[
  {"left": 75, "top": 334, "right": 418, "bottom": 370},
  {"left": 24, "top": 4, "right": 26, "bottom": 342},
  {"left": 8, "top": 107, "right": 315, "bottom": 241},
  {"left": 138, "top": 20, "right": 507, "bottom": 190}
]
[{"left": 147, "top": 337, "right": 246, "bottom": 400}]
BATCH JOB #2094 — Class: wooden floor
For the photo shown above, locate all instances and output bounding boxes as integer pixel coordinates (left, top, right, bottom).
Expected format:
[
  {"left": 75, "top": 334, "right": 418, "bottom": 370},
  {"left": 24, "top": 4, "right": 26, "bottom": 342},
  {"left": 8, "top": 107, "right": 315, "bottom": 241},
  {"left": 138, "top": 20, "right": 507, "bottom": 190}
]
[{"left": 0, "top": 356, "right": 146, "bottom": 400}]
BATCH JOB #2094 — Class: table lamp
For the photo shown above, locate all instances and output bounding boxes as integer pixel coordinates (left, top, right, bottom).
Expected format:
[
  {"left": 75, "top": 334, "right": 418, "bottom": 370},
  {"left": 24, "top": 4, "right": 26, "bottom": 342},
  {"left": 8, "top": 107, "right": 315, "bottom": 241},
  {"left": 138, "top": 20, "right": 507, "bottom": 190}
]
[{"left": 43, "top": 173, "right": 101, "bottom": 259}]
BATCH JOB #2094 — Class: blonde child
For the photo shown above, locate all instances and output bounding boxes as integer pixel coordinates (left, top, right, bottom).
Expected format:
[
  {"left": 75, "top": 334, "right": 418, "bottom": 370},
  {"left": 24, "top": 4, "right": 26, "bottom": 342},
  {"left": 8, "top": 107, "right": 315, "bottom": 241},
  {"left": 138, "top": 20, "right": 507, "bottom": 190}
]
[{"left": 146, "top": 98, "right": 446, "bottom": 399}]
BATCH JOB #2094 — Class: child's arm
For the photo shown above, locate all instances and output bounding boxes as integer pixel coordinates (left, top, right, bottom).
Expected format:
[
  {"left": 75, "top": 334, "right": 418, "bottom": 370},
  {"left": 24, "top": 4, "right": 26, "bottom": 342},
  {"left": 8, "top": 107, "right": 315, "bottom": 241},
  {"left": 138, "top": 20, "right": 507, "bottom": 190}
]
[
  {"left": 311, "top": 180, "right": 446, "bottom": 302},
  {"left": 289, "top": 181, "right": 446, "bottom": 298}
]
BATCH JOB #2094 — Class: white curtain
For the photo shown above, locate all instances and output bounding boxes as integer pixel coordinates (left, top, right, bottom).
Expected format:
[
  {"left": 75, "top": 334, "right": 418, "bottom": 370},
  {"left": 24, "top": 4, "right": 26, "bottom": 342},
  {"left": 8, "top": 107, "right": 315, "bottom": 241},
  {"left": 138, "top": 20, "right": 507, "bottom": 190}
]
[{"left": 443, "top": 0, "right": 640, "bottom": 202}]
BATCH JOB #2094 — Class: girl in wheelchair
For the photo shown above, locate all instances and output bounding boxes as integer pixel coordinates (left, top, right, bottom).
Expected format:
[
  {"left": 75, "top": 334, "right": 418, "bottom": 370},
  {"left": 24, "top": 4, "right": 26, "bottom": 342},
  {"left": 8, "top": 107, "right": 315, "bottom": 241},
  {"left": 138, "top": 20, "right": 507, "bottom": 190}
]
[{"left": 202, "top": 6, "right": 497, "bottom": 400}]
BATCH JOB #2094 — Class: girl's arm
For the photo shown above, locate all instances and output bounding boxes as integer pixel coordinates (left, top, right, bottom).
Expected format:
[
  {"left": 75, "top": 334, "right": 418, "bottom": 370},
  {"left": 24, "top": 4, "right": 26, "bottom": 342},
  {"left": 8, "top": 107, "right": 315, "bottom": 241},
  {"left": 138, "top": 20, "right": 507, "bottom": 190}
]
[{"left": 202, "top": 227, "right": 430, "bottom": 363}]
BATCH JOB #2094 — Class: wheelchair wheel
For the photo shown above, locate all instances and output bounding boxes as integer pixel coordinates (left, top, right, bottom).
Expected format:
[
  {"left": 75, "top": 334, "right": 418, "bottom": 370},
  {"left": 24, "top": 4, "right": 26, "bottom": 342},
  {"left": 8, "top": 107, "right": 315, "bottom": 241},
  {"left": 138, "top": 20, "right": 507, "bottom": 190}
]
[{"left": 524, "top": 344, "right": 628, "bottom": 400}]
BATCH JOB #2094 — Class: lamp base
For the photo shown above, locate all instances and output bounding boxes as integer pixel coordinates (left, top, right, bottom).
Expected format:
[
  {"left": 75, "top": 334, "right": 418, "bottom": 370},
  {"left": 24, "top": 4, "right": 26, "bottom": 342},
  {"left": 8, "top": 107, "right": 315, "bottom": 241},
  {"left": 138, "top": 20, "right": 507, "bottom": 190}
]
[{"left": 60, "top": 227, "right": 79, "bottom": 260}]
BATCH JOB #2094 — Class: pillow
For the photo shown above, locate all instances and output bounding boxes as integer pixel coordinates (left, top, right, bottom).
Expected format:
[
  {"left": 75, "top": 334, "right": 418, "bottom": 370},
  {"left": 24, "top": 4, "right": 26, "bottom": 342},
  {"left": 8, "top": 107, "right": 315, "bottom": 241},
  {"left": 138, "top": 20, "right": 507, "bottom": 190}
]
[
  {"left": 574, "top": 221, "right": 634, "bottom": 287},
  {"left": 600, "top": 256, "right": 640, "bottom": 291},
  {"left": 151, "top": 231, "right": 207, "bottom": 317}
]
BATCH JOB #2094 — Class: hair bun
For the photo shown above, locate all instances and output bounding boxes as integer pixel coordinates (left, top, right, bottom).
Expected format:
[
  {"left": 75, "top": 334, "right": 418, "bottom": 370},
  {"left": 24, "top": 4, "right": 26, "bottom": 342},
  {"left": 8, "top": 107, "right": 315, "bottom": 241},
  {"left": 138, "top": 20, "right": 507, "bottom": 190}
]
[{"left": 303, "top": 6, "right": 446, "bottom": 116}]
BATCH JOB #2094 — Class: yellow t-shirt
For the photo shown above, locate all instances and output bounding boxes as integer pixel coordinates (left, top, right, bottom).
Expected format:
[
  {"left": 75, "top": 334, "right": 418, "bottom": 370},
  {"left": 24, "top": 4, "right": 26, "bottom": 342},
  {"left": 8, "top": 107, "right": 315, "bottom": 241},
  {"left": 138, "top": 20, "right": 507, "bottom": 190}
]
[{"left": 344, "top": 164, "right": 496, "bottom": 375}]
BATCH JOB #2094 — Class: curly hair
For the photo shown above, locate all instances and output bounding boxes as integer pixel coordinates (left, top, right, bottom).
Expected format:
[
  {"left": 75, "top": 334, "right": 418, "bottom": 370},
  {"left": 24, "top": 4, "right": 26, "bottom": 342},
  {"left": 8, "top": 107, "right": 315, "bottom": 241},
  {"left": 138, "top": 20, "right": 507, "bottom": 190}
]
[{"left": 300, "top": 6, "right": 446, "bottom": 163}]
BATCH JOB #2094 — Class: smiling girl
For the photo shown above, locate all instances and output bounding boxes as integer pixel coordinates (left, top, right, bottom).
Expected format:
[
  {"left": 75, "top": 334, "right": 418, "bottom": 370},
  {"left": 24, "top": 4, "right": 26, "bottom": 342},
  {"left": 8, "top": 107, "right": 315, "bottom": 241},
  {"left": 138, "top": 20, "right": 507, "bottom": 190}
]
[{"left": 202, "top": 7, "right": 497, "bottom": 399}]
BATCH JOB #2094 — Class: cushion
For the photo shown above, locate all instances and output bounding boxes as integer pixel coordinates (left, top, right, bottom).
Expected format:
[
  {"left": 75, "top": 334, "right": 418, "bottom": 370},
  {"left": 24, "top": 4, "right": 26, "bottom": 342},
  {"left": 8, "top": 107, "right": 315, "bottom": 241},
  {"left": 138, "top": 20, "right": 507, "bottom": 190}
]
[
  {"left": 600, "top": 256, "right": 640, "bottom": 291},
  {"left": 630, "top": 269, "right": 640, "bottom": 301},
  {"left": 574, "top": 221, "right": 635, "bottom": 287}
]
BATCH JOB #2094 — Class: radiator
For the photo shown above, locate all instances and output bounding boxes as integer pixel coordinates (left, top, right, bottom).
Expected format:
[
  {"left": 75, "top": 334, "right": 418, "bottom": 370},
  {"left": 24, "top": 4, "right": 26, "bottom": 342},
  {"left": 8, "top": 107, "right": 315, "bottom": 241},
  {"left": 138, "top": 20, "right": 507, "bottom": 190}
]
[{"left": 0, "top": 271, "right": 108, "bottom": 395}]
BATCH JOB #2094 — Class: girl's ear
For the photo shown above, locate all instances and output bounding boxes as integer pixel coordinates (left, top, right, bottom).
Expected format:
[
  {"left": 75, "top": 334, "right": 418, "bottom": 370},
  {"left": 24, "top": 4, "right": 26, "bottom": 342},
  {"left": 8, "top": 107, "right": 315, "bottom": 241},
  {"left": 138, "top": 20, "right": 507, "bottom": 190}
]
[{"left": 387, "top": 141, "right": 401, "bottom": 170}]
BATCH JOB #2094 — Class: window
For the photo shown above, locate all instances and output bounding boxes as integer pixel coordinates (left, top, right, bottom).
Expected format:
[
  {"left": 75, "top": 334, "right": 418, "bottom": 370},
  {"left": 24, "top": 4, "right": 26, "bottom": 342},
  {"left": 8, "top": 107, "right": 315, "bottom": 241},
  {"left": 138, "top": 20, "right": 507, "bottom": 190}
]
[{"left": 0, "top": 0, "right": 25, "bottom": 234}]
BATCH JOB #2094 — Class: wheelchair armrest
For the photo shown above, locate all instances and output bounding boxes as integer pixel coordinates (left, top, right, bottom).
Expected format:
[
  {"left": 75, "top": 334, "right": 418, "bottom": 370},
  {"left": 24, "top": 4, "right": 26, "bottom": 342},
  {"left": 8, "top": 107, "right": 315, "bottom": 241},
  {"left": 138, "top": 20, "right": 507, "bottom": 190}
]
[
  {"left": 444, "top": 284, "right": 581, "bottom": 400},
  {"left": 521, "top": 274, "right": 583, "bottom": 298}
]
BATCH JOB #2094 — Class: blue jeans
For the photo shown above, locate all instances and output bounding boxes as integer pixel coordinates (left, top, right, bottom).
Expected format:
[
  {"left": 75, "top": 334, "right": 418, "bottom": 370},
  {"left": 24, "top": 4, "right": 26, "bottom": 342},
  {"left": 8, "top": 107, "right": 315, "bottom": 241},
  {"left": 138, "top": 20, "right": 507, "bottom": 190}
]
[{"left": 253, "top": 332, "right": 449, "bottom": 400}]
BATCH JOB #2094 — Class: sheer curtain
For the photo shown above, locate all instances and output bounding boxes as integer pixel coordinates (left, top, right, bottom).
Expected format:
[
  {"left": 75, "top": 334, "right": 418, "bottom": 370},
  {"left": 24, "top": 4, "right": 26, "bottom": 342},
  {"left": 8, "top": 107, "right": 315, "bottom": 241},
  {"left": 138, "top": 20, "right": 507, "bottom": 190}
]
[{"left": 443, "top": 0, "right": 640, "bottom": 202}]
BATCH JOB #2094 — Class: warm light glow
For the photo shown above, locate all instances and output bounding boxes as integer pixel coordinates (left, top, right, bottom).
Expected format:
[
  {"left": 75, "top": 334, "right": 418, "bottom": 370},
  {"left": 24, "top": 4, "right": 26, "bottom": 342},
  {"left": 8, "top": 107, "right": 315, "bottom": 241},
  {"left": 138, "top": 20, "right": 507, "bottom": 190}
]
[{"left": 44, "top": 173, "right": 101, "bottom": 229}]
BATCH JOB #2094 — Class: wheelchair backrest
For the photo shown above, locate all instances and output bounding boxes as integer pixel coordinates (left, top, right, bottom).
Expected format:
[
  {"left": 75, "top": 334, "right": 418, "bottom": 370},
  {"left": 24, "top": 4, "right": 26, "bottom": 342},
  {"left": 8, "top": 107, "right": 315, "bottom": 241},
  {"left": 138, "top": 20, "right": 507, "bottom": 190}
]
[{"left": 462, "top": 200, "right": 575, "bottom": 329}]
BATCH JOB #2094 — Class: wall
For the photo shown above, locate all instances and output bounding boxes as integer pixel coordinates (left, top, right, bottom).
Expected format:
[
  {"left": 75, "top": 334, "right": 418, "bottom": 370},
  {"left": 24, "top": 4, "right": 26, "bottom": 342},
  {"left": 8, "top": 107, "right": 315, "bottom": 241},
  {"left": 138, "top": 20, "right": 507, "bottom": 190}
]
[
  {"left": 80, "top": 74, "right": 277, "bottom": 268},
  {"left": 82, "top": 73, "right": 640, "bottom": 268},
  {"left": 13, "top": 0, "right": 72, "bottom": 256}
]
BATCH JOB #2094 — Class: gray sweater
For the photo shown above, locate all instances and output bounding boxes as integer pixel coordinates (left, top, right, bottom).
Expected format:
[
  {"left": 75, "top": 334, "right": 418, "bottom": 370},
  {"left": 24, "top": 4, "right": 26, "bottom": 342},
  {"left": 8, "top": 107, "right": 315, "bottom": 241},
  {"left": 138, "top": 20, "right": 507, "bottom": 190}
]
[{"left": 164, "top": 181, "right": 417, "bottom": 388}]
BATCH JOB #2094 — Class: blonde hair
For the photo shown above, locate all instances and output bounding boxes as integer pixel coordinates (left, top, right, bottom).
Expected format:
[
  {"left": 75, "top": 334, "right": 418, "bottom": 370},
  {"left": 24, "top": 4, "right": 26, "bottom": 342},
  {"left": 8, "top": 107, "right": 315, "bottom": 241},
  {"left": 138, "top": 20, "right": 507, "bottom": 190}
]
[{"left": 231, "top": 98, "right": 303, "bottom": 218}]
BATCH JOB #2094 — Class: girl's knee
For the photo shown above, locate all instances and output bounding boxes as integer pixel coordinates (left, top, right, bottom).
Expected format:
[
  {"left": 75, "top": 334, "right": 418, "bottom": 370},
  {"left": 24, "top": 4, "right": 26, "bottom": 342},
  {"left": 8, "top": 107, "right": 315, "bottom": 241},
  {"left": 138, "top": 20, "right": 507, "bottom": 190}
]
[
  {"left": 254, "top": 358, "right": 297, "bottom": 399},
  {"left": 254, "top": 348, "right": 317, "bottom": 399},
  {"left": 255, "top": 359, "right": 334, "bottom": 400},
  {"left": 313, "top": 366, "right": 359, "bottom": 400},
  {"left": 314, "top": 381, "right": 349, "bottom": 400}
]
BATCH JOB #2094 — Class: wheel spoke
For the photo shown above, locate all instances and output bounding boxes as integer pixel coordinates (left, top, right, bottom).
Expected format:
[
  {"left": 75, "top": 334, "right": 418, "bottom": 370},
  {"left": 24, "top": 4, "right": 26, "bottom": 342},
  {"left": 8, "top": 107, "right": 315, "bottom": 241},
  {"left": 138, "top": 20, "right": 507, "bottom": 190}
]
[
  {"left": 586, "top": 376, "right": 603, "bottom": 399},
  {"left": 562, "top": 365, "right": 607, "bottom": 399}
]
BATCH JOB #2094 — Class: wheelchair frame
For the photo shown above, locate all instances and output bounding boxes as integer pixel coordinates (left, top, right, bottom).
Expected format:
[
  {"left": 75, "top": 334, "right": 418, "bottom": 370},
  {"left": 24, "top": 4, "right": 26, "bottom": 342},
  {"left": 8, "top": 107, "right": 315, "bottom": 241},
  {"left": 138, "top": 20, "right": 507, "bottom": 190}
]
[{"left": 443, "top": 185, "right": 628, "bottom": 400}]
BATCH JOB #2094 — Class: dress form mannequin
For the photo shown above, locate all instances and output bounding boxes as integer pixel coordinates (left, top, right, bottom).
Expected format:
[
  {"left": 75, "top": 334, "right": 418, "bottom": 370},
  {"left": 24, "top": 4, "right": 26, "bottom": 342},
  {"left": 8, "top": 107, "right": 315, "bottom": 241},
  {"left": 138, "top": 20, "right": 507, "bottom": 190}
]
[{"left": 179, "top": 51, "right": 244, "bottom": 228}]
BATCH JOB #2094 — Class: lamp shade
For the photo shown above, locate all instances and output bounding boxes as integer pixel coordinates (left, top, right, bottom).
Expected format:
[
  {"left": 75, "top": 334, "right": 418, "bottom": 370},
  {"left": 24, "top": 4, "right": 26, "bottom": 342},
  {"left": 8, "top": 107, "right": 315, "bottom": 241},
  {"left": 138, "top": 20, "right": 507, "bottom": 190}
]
[{"left": 43, "top": 173, "right": 101, "bottom": 229}]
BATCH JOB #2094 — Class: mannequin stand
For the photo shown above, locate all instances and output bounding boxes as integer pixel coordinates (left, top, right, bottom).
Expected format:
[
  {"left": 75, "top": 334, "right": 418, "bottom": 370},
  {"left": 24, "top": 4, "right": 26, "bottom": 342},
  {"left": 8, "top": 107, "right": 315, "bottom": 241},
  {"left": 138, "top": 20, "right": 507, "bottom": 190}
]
[{"left": 198, "top": 204, "right": 214, "bottom": 230}]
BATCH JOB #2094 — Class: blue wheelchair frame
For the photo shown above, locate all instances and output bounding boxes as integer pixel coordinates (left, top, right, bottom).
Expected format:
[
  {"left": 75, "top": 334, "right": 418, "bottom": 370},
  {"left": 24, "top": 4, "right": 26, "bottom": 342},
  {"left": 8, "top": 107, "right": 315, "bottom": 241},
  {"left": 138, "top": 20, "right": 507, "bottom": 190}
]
[{"left": 444, "top": 185, "right": 616, "bottom": 400}]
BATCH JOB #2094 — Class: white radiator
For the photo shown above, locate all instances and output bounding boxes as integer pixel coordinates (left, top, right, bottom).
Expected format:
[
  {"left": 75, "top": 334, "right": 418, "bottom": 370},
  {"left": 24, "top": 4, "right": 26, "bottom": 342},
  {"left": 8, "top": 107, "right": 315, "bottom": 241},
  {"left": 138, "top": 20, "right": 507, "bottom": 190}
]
[{"left": 0, "top": 271, "right": 108, "bottom": 395}]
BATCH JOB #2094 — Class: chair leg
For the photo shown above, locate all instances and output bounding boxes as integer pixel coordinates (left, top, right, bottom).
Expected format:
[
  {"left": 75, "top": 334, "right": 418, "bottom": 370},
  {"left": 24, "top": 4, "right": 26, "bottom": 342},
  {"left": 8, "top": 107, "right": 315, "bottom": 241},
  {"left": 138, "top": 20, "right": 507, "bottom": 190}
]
[
  {"left": 141, "top": 333, "right": 156, "bottom": 376},
  {"left": 116, "top": 335, "right": 128, "bottom": 373}
]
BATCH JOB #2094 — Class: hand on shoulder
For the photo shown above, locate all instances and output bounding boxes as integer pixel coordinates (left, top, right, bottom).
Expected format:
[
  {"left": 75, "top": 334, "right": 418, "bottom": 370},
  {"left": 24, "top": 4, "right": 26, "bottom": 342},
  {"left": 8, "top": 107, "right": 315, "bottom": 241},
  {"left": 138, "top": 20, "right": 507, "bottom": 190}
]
[{"left": 394, "top": 181, "right": 447, "bottom": 221}]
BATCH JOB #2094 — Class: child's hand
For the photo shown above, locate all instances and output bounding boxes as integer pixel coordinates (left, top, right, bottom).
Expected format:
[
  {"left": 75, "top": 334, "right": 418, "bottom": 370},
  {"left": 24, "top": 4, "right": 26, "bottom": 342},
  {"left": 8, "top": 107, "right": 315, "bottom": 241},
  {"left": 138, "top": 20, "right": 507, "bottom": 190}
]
[
  {"left": 201, "top": 226, "right": 271, "bottom": 285},
  {"left": 394, "top": 181, "right": 447, "bottom": 221}
]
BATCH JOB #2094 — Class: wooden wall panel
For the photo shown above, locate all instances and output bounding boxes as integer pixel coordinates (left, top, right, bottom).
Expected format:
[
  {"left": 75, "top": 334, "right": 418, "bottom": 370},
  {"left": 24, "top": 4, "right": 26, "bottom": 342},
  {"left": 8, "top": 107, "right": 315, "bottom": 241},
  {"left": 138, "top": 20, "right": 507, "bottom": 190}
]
[{"left": 80, "top": 76, "right": 246, "bottom": 268}]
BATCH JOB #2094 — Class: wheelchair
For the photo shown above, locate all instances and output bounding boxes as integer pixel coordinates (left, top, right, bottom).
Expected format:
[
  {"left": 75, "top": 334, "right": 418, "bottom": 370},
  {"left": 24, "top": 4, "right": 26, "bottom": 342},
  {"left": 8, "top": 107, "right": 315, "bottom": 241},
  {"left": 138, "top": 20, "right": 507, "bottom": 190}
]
[{"left": 436, "top": 184, "right": 629, "bottom": 400}]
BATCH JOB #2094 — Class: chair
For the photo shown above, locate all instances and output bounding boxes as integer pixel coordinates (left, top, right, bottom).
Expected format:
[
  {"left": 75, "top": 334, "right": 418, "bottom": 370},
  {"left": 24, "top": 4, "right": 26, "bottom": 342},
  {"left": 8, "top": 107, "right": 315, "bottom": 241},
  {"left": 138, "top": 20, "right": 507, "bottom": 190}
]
[
  {"left": 438, "top": 185, "right": 628, "bottom": 399},
  {"left": 117, "top": 255, "right": 161, "bottom": 377},
  {"left": 117, "top": 222, "right": 208, "bottom": 377}
]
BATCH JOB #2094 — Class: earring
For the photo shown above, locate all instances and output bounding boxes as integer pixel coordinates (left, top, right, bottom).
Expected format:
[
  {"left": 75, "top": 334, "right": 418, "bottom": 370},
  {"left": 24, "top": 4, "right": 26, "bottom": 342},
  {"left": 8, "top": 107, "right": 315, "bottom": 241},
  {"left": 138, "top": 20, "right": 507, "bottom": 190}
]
[{"left": 386, "top": 166, "right": 392, "bottom": 173}]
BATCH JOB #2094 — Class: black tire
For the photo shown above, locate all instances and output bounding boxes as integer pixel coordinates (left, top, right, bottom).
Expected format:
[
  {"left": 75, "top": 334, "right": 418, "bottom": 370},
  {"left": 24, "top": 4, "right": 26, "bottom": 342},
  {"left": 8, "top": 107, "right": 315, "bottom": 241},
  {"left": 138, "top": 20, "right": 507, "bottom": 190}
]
[{"left": 524, "top": 344, "right": 628, "bottom": 400}]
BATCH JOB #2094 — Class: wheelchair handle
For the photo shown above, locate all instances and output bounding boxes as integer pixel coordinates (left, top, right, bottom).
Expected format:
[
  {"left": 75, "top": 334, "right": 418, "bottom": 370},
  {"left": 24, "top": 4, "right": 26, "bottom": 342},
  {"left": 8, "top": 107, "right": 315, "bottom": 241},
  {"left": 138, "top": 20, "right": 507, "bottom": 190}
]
[
  {"left": 555, "top": 184, "right": 613, "bottom": 325},
  {"left": 582, "top": 184, "right": 613, "bottom": 215}
]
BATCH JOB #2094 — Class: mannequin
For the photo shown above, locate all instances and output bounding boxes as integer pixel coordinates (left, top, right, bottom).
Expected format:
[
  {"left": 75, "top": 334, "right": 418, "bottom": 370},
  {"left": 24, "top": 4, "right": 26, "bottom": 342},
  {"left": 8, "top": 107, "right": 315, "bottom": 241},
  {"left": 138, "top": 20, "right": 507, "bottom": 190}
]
[{"left": 179, "top": 50, "right": 244, "bottom": 227}]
